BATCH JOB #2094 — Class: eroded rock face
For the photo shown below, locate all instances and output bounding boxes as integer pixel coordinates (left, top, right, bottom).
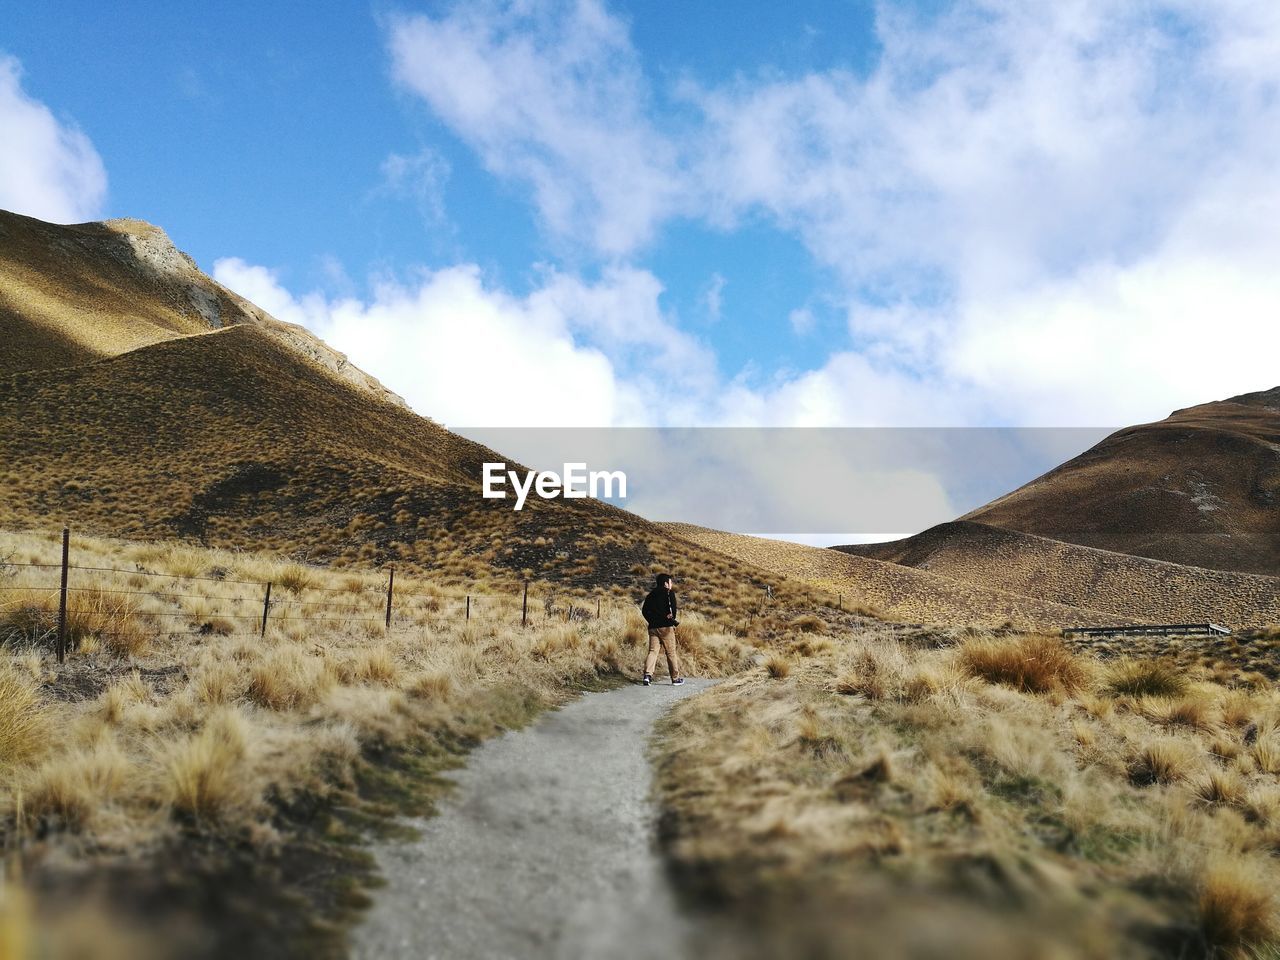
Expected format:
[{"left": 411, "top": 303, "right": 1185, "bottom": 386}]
[{"left": 101, "top": 218, "right": 409, "bottom": 410}]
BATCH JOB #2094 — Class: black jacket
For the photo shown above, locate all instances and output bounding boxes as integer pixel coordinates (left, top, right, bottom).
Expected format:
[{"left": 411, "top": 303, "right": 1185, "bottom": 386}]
[{"left": 641, "top": 587, "right": 678, "bottom": 629}]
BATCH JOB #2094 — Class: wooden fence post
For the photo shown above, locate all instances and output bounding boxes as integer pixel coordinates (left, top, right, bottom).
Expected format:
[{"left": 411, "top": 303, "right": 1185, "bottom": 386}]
[
  {"left": 521, "top": 581, "right": 529, "bottom": 627},
  {"left": 385, "top": 567, "right": 395, "bottom": 629},
  {"left": 466, "top": 595, "right": 471, "bottom": 621},
  {"left": 260, "top": 582, "right": 272, "bottom": 637},
  {"left": 596, "top": 597, "right": 601, "bottom": 619},
  {"left": 56, "top": 527, "right": 69, "bottom": 664}
]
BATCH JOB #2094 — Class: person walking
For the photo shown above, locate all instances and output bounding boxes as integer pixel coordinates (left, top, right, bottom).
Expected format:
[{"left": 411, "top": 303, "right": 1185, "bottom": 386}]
[{"left": 641, "top": 573, "right": 683, "bottom": 686}]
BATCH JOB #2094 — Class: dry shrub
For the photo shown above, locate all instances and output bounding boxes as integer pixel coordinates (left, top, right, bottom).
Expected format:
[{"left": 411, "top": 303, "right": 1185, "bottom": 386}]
[
  {"left": 1198, "top": 857, "right": 1279, "bottom": 955},
  {"left": 959, "top": 635, "right": 1088, "bottom": 694},
  {"left": 246, "top": 648, "right": 332, "bottom": 710},
  {"left": 764, "top": 653, "right": 791, "bottom": 679},
  {"left": 0, "top": 667, "right": 47, "bottom": 766},
  {"left": 1105, "top": 659, "right": 1187, "bottom": 699},
  {"left": 163, "top": 708, "right": 254, "bottom": 823},
  {"left": 1128, "top": 738, "right": 1196, "bottom": 786}
]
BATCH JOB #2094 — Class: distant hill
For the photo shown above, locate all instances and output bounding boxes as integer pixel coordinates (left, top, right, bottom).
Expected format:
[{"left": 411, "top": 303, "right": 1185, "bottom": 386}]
[
  {"left": 835, "top": 520, "right": 1279, "bottom": 629},
  {"left": 661, "top": 524, "right": 1123, "bottom": 629},
  {"left": 954, "top": 390, "right": 1280, "bottom": 576}
]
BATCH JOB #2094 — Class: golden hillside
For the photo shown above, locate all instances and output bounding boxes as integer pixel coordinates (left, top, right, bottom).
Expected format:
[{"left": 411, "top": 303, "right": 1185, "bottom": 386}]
[
  {"left": 958, "top": 389, "right": 1280, "bottom": 576},
  {"left": 0, "top": 322, "right": 799, "bottom": 618},
  {"left": 660, "top": 523, "right": 1123, "bottom": 629},
  {"left": 836, "top": 520, "right": 1280, "bottom": 629},
  {"left": 0, "top": 208, "right": 405, "bottom": 405}
]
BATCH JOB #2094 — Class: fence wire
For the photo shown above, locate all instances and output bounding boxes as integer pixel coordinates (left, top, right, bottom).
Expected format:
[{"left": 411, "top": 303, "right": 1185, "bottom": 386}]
[{"left": 2, "top": 545, "right": 634, "bottom": 663}]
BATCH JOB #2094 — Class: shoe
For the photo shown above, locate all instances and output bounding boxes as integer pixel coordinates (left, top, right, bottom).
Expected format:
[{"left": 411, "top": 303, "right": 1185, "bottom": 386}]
[
  {"left": 642, "top": 674, "right": 652, "bottom": 686},
  {"left": 672, "top": 677, "right": 685, "bottom": 685}
]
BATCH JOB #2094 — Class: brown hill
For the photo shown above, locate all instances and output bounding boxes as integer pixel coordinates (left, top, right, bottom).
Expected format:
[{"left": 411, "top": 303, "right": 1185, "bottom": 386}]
[
  {"left": 953, "top": 391, "right": 1280, "bottom": 576},
  {"left": 0, "top": 322, "right": 798, "bottom": 617},
  {"left": 835, "top": 520, "right": 1279, "bottom": 629},
  {"left": 0, "top": 209, "right": 404, "bottom": 405},
  {"left": 660, "top": 524, "right": 1123, "bottom": 629}
]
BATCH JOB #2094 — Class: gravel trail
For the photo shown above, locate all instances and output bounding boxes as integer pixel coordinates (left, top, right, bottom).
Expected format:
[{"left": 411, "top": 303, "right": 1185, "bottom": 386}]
[{"left": 351, "top": 679, "right": 716, "bottom": 960}]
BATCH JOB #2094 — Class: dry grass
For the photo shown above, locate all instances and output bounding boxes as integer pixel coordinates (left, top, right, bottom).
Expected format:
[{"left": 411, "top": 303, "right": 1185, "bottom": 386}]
[
  {"left": 654, "top": 622, "right": 1280, "bottom": 957},
  {"left": 1105, "top": 658, "right": 1188, "bottom": 698},
  {"left": 958, "top": 634, "right": 1089, "bottom": 694},
  {"left": 0, "top": 525, "right": 755, "bottom": 871},
  {"left": 0, "top": 666, "right": 46, "bottom": 767},
  {"left": 162, "top": 709, "right": 254, "bottom": 824},
  {"left": 246, "top": 648, "right": 333, "bottom": 710},
  {"left": 764, "top": 653, "right": 791, "bottom": 679},
  {"left": 1198, "top": 857, "right": 1279, "bottom": 954},
  {"left": 1128, "top": 738, "right": 1196, "bottom": 785}
]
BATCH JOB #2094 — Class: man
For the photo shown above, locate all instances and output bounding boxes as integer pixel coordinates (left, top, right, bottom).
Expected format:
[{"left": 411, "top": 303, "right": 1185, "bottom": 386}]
[{"left": 640, "top": 573, "right": 683, "bottom": 686}]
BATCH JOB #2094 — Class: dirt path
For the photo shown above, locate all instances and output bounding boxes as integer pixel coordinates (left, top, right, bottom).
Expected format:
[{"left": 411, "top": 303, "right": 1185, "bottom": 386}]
[{"left": 350, "top": 679, "right": 717, "bottom": 960}]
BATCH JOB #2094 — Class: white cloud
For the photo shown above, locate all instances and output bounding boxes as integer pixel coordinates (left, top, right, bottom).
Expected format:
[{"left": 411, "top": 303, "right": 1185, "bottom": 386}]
[
  {"left": 0, "top": 55, "right": 106, "bottom": 223},
  {"left": 386, "top": 0, "right": 681, "bottom": 256},
  {"left": 384, "top": 1, "right": 1280, "bottom": 427},
  {"left": 213, "top": 257, "right": 727, "bottom": 427}
]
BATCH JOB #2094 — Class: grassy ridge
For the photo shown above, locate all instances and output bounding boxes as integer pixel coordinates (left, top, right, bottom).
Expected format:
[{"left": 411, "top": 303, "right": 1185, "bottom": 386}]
[{"left": 836, "top": 520, "right": 1280, "bottom": 629}]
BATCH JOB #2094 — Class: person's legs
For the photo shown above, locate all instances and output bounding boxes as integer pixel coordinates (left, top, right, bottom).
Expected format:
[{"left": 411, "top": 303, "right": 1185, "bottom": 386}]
[
  {"left": 644, "top": 630, "right": 662, "bottom": 677},
  {"left": 658, "top": 627, "right": 681, "bottom": 680}
]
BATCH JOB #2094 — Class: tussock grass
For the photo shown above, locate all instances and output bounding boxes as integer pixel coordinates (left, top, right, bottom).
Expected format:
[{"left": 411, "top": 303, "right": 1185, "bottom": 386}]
[
  {"left": 1105, "top": 658, "right": 1188, "bottom": 698},
  {"left": 1192, "top": 768, "right": 1248, "bottom": 808},
  {"left": 1128, "top": 738, "right": 1196, "bottom": 786},
  {"left": 163, "top": 709, "right": 253, "bottom": 823},
  {"left": 764, "top": 653, "right": 791, "bottom": 679},
  {"left": 0, "top": 586, "right": 147, "bottom": 656},
  {"left": 21, "top": 736, "right": 130, "bottom": 831},
  {"left": 247, "top": 648, "right": 333, "bottom": 710},
  {"left": 1198, "top": 857, "right": 1279, "bottom": 955},
  {"left": 653, "top": 622, "right": 1280, "bottom": 957},
  {"left": 958, "top": 634, "right": 1089, "bottom": 694},
  {"left": 0, "top": 666, "right": 46, "bottom": 766}
]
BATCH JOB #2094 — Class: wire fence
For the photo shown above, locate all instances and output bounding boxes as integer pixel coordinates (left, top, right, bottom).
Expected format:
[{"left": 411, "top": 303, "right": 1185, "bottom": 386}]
[{"left": 0, "top": 529, "right": 631, "bottom": 663}]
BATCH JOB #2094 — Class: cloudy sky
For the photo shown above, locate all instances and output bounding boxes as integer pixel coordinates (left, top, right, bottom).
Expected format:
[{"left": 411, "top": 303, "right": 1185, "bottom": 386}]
[{"left": 3, "top": 0, "right": 1279, "bottom": 431}]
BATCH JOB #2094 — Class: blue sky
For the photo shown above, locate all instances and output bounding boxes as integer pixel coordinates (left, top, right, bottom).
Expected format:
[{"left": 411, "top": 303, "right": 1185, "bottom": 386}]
[{"left": 3, "top": 0, "right": 1280, "bottom": 433}]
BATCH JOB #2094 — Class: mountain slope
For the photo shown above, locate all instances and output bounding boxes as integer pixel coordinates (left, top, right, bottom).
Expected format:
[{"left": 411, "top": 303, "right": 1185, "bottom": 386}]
[
  {"left": 954, "top": 390, "right": 1280, "bottom": 576},
  {"left": 0, "top": 322, "right": 796, "bottom": 616},
  {"left": 0, "top": 209, "right": 404, "bottom": 406},
  {"left": 834, "top": 520, "right": 1280, "bottom": 628}
]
